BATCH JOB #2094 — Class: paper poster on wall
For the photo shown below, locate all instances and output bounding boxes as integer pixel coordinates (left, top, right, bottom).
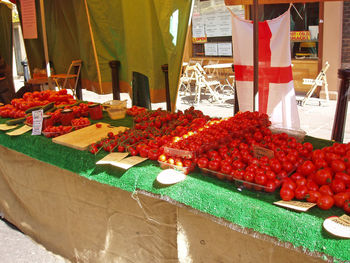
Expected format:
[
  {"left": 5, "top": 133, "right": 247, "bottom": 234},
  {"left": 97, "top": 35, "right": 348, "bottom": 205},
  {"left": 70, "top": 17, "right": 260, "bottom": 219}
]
[
  {"left": 192, "top": 15, "right": 205, "bottom": 38},
  {"left": 20, "top": 0, "right": 38, "bottom": 39},
  {"left": 218, "top": 43, "right": 232, "bottom": 56},
  {"left": 204, "top": 43, "right": 218, "bottom": 56}
]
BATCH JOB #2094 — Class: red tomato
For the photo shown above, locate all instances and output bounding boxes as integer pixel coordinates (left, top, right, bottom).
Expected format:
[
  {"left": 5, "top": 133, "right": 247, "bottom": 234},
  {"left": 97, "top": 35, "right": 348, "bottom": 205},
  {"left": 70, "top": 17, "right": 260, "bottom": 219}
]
[
  {"left": 300, "top": 160, "right": 316, "bottom": 176},
  {"left": 208, "top": 160, "right": 220, "bottom": 171},
  {"left": 234, "top": 170, "right": 245, "bottom": 180},
  {"left": 296, "top": 177, "right": 307, "bottom": 187},
  {"left": 255, "top": 173, "right": 267, "bottom": 186},
  {"left": 314, "top": 168, "right": 333, "bottom": 186},
  {"left": 306, "top": 179, "right": 319, "bottom": 191},
  {"left": 197, "top": 157, "right": 209, "bottom": 169},
  {"left": 295, "top": 185, "right": 308, "bottom": 200},
  {"left": 319, "top": 185, "right": 334, "bottom": 196},
  {"left": 243, "top": 171, "right": 254, "bottom": 182},
  {"left": 314, "top": 158, "right": 328, "bottom": 170},
  {"left": 317, "top": 195, "right": 334, "bottom": 210},
  {"left": 266, "top": 170, "right": 276, "bottom": 181},
  {"left": 331, "top": 159, "right": 346, "bottom": 173},
  {"left": 282, "top": 179, "right": 296, "bottom": 191},
  {"left": 220, "top": 163, "right": 232, "bottom": 174},
  {"left": 306, "top": 190, "right": 321, "bottom": 203},
  {"left": 303, "top": 142, "right": 313, "bottom": 152},
  {"left": 265, "top": 180, "right": 277, "bottom": 193},
  {"left": 334, "top": 172, "right": 350, "bottom": 186},
  {"left": 312, "top": 149, "right": 326, "bottom": 161},
  {"left": 269, "top": 158, "right": 282, "bottom": 173},
  {"left": 334, "top": 192, "right": 350, "bottom": 208},
  {"left": 280, "top": 187, "right": 294, "bottom": 201},
  {"left": 290, "top": 172, "right": 303, "bottom": 182},
  {"left": 344, "top": 200, "right": 350, "bottom": 214},
  {"left": 330, "top": 179, "right": 346, "bottom": 194}
]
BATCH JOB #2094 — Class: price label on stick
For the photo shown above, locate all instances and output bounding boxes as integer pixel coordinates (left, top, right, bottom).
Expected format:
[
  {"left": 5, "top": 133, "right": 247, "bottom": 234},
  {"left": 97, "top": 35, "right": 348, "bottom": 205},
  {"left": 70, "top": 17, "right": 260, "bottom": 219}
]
[
  {"left": 253, "top": 145, "right": 274, "bottom": 159},
  {"left": 32, "top": 109, "right": 43, "bottom": 135}
]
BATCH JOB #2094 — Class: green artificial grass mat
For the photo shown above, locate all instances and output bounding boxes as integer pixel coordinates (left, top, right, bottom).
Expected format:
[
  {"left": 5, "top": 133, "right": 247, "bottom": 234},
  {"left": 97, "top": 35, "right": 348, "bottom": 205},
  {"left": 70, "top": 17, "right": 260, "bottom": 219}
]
[{"left": 0, "top": 114, "right": 349, "bottom": 262}]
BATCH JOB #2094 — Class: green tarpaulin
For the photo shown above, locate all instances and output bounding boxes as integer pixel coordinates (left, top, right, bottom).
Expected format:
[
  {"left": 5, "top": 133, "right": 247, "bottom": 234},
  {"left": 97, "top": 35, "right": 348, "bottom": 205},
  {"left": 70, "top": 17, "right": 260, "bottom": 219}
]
[
  {"left": 0, "top": 2, "right": 15, "bottom": 103},
  {"left": 18, "top": 0, "right": 192, "bottom": 105}
]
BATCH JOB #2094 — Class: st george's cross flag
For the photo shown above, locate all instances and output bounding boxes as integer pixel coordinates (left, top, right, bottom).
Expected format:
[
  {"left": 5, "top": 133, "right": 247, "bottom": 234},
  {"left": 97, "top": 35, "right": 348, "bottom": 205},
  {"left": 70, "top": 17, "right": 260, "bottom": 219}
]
[{"left": 229, "top": 8, "right": 300, "bottom": 129}]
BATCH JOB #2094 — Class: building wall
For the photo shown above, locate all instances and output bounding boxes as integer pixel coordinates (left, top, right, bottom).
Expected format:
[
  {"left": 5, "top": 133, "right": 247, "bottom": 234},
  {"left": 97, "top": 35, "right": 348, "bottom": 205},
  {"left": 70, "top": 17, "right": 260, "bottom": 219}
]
[
  {"left": 342, "top": 1, "right": 350, "bottom": 68},
  {"left": 322, "top": 1, "right": 343, "bottom": 98}
]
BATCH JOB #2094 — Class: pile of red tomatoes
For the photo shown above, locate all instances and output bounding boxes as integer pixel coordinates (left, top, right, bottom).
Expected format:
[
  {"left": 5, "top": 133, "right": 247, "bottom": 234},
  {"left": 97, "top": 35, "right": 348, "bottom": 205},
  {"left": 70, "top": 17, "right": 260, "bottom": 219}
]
[
  {"left": 280, "top": 142, "right": 350, "bottom": 213},
  {"left": 0, "top": 89, "right": 76, "bottom": 119}
]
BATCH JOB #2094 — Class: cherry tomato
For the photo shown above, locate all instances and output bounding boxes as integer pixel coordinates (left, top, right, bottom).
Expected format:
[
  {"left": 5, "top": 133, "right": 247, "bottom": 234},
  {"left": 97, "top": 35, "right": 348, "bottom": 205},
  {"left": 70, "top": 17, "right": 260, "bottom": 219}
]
[
  {"left": 343, "top": 200, "right": 350, "bottom": 214},
  {"left": 319, "top": 185, "right": 333, "bottom": 196},
  {"left": 314, "top": 168, "right": 333, "bottom": 186},
  {"left": 265, "top": 180, "right": 277, "bottom": 193},
  {"left": 300, "top": 160, "right": 316, "bottom": 176},
  {"left": 331, "top": 159, "right": 346, "bottom": 173},
  {"left": 317, "top": 195, "right": 334, "bottom": 210},
  {"left": 295, "top": 185, "right": 308, "bottom": 200},
  {"left": 280, "top": 187, "right": 294, "bottom": 201},
  {"left": 306, "top": 190, "right": 321, "bottom": 203},
  {"left": 197, "top": 157, "right": 209, "bottom": 169},
  {"left": 330, "top": 179, "right": 346, "bottom": 194},
  {"left": 334, "top": 192, "right": 350, "bottom": 208}
]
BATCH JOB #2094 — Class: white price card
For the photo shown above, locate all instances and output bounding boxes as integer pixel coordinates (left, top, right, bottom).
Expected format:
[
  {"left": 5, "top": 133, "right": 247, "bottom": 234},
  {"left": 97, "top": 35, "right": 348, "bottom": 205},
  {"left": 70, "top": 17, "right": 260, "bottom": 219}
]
[
  {"left": 323, "top": 215, "right": 350, "bottom": 239},
  {"left": 156, "top": 169, "right": 186, "bottom": 185},
  {"left": 6, "top": 125, "right": 32, "bottom": 136},
  {"left": 274, "top": 200, "right": 316, "bottom": 212},
  {"left": 0, "top": 124, "right": 18, "bottom": 131},
  {"left": 32, "top": 109, "right": 43, "bottom": 135},
  {"left": 96, "top": 152, "right": 130, "bottom": 165}
]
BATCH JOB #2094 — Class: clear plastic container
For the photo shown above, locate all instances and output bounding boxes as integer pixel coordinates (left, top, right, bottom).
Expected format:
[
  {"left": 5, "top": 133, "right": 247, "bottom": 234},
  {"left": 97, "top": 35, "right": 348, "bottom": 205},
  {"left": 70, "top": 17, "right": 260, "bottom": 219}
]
[
  {"left": 102, "top": 100, "right": 127, "bottom": 110},
  {"left": 163, "top": 146, "right": 196, "bottom": 159},
  {"left": 107, "top": 108, "right": 126, "bottom": 120},
  {"left": 199, "top": 168, "right": 282, "bottom": 192},
  {"left": 269, "top": 126, "right": 306, "bottom": 143},
  {"left": 158, "top": 160, "right": 194, "bottom": 175}
]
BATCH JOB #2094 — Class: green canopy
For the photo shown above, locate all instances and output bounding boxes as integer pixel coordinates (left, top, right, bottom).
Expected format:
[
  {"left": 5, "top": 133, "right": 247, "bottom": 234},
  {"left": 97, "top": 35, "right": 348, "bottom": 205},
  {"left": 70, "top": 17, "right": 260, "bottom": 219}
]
[
  {"left": 18, "top": 0, "right": 192, "bottom": 106},
  {"left": 0, "top": 2, "right": 15, "bottom": 101}
]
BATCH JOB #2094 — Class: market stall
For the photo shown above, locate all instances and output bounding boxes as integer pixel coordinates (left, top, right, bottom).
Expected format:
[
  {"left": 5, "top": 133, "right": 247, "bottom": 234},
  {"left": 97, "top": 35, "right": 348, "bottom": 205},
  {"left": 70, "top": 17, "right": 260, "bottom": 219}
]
[{"left": 0, "top": 91, "right": 349, "bottom": 262}]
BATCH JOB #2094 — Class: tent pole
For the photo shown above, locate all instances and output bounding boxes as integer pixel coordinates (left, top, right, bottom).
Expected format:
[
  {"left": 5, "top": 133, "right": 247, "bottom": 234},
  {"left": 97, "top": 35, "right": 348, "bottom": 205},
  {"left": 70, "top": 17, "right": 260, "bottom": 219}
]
[
  {"left": 84, "top": 0, "right": 103, "bottom": 94},
  {"left": 39, "top": 0, "right": 52, "bottom": 89},
  {"left": 253, "top": 0, "right": 259, "bottom": 111}
]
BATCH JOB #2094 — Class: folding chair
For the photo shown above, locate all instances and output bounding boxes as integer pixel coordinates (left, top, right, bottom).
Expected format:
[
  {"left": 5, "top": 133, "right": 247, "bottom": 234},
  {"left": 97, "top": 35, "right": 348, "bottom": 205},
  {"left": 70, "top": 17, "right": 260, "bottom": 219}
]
[
  {"left": 179, "top": 65, "right": 196, "bottom": 96},
  {"left": 193, "top": 63, "right": 222, "bottom": 104},
  {"left": 300, "top": 61, "right": 330, "bottom": 106},
  {"left": 51, "top": 60, "right": 82, "bottom": 98}
]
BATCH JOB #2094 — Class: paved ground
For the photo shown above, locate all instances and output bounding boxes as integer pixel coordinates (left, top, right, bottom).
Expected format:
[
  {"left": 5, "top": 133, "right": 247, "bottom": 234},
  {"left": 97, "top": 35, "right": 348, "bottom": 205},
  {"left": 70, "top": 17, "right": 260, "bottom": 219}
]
[{"left": 1, "top": 77, "right": 349, "bottom": 262}]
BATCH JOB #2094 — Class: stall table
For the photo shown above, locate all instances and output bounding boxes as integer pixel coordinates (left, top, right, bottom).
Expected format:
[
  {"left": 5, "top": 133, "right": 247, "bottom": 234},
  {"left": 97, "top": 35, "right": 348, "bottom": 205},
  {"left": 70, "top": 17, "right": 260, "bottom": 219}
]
[{"left": 0, "top": 114, "right": 349, "bottom": 262}]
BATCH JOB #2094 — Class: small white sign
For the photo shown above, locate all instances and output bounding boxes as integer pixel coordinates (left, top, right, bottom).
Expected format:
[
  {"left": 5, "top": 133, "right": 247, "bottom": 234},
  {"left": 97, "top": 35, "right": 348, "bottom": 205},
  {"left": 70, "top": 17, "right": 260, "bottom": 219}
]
[
  {"left": 323, "top": 216, "right": 350, "bottom": 239},
  {"left": 274, "top": 200, "right": 316, "bottom": 212},
  {"left": 157, "top": 169, "right": 186, "bottom": 185},
  {"left": 204, "top": 43, "right": 218, "bottom": 56},
  {"left": 218, "top": 42, "right": 233, "bottom": 56},
  {"left": 31, "top": 109, "right": 43, "bottom": 135}
]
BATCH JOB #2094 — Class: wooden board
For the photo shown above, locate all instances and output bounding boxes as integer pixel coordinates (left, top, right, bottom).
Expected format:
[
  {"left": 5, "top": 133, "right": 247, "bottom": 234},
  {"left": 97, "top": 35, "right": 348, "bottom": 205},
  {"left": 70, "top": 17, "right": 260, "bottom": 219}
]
[{"left": 52, "top": 122, "right": 127, "bottom": 151}]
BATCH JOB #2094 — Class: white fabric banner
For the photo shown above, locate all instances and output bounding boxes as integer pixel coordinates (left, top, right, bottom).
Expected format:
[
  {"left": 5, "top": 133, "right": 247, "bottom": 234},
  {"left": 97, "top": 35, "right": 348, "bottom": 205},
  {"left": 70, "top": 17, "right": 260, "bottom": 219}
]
[{"left": 230, "top": 8, "right": 300, "bottom": 129}]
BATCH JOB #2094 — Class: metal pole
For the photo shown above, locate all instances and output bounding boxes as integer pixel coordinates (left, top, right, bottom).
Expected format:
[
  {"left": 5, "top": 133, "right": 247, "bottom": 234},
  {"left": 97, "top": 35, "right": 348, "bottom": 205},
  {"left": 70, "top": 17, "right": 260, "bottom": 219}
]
[
  {"left": 39, "top": 0, "right": 52, "bottom": 89},
  {"left": 331, "top": 69, "right": 350, "bottom": 142},
  {"left": 253, "top": 0, "right": 259, "bottom": 111},
  {"left": 109, "top": 60, "right": 121, "bottom": 100}
]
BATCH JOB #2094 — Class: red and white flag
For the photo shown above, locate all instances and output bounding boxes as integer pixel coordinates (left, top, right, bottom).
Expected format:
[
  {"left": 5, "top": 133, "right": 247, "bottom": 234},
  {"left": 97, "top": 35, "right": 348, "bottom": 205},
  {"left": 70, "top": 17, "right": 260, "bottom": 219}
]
[{"left": 230, "top": 8, "right": 300, "bottom": 129}]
